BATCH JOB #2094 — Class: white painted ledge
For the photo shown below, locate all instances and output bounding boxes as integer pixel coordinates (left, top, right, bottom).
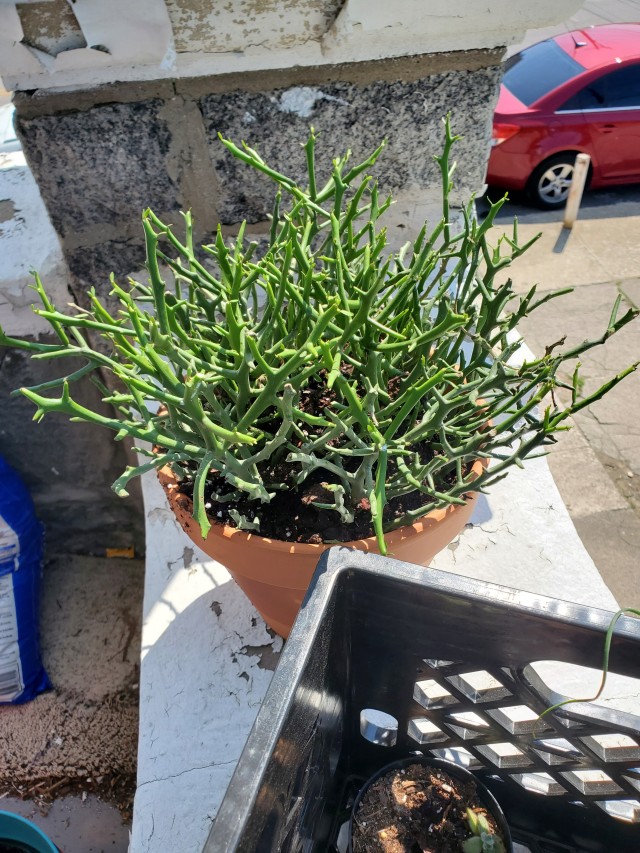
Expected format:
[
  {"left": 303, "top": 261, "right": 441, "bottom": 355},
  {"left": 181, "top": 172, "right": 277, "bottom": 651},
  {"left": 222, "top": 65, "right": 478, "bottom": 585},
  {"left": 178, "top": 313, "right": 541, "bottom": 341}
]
[
  {"left": 131, "top": 452, "right": 620, "bottom": 853},
  {"left": 1, "top": 0, "right": 583, "bottom": 92}
]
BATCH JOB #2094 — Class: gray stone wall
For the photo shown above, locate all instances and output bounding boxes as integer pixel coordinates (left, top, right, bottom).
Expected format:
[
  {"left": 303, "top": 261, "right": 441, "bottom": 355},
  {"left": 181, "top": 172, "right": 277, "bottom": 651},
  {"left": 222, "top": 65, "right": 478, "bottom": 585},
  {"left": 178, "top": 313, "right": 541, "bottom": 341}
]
[
  {"left": 14, "top": 49, "right": 502, "bottom": 286},
  {"left": 201, "top": 70, "right": 499, "bottom": 224}
]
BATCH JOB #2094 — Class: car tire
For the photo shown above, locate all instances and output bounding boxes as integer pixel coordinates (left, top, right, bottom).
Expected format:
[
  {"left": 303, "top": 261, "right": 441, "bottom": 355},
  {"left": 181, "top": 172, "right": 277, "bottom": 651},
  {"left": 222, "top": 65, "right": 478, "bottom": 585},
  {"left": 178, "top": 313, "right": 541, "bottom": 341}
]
[{"left": 527, "top": 153, "right": 588, "bottom": 210}]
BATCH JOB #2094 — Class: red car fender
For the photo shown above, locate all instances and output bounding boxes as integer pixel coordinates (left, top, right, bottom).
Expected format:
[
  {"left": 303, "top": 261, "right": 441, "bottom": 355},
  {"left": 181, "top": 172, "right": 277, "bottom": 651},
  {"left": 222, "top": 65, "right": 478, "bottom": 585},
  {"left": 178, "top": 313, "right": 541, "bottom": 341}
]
[{"left": 531, "top": 134, "right": 601, "bottom": 186}]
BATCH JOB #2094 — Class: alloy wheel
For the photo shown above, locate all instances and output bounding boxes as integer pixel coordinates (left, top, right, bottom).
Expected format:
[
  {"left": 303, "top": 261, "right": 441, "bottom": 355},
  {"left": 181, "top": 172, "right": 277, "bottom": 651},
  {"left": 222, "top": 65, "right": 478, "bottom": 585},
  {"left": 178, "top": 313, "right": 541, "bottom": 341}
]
[{"left": 537, "top": 162, "right": 574, "bottom": 205}]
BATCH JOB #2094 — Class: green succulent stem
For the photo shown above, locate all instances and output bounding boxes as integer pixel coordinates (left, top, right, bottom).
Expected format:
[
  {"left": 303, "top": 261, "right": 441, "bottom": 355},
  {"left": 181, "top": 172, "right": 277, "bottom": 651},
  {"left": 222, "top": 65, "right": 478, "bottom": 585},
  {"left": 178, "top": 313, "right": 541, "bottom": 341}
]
[{"left": 2, "top": 116, "right": 638, "bottom": 548}]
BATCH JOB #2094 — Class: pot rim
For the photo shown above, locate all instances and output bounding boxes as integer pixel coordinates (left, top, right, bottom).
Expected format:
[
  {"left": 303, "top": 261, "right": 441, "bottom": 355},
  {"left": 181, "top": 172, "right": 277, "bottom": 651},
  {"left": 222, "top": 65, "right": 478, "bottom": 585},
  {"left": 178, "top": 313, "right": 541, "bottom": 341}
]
[
  {"left": 0, "top": 809, "right": 61, "bottom": 852},
  {"left": 348, "top": 755, "right": 513, "bottom": 853},
  {"left": 157, "top": 457, "right": 486, "bottom": 554}
]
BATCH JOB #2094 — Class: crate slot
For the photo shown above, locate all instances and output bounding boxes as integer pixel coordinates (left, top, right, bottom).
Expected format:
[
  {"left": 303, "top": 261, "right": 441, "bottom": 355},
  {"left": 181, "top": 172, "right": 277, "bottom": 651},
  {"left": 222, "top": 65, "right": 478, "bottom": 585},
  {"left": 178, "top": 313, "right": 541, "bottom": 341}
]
[
  {"left": 487, "top": 704, "right": 549, "bottom": 735},
  {"left": 476, "top": 742, "right": 533, "bottom": 769},
  {"left": 561, "top": 769, "right": 622, "bottom": 796},
  {"left": 554, "top": 715, "right": 584, "bottom": 730},
  {"left": 444, "top": 710, "right": 490, "bottom": 740},
  {"left": 446, "top": 670, "right": 512, "bottom": 703},
  {"left": 596, "top": 799, "right": 640, "bottom": 822},
  {"left": 413, "top": 678, "right": 458, "bottom": 710},
  {"left": 532, "top": 737, "right": 582, "bottom": 765},
  {"left": 429, "top": 745, "right": 482, "bottom": 770},
  {"left": 512, "top": 772, "right": 567, "bottom": 796},
  {"left": 581, "top": 733, "right": 640, "bottom": 762},
  {"left": 407, "top": 717, "right": 448, "bottom": 745},
  {"left": 623, "top": 773, "right": 640, "bottom": 793}
]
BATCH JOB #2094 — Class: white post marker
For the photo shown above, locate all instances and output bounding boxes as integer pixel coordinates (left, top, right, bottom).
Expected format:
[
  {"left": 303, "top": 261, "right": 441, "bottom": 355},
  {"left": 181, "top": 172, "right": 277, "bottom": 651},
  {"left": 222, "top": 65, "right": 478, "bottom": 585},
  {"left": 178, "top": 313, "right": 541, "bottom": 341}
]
[{"left": 563, "top": 153, "right": 591, "bottom": 229}]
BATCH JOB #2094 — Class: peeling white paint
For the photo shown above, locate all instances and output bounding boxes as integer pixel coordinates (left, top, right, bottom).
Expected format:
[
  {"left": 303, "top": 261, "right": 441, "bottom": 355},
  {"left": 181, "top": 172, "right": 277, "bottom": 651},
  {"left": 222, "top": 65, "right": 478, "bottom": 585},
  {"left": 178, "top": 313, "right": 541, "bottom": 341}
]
[
  {"left": 165, "top": 0, "right": 343, "bottom": 55},
  {"left": 0, "top": 5, "right": 45, "bottom": 80},
  {"left": 64, "top": 0, "right": 173, "bottom": 65},
  {"left": 0, "top": 0, "right": 584, "bottom": 92},
  {"left": 278, "top": 85, "right": 350, "bottom": 118},
  {"left": 0, "top": 0, "right": 174, "bottom": 89}
]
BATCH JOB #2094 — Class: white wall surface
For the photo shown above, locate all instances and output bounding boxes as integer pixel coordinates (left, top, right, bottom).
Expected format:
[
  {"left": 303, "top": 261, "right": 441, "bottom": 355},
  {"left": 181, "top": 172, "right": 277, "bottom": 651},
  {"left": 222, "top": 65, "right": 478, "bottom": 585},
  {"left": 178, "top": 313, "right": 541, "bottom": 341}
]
[{"left": 0, "top": 152, "right": 70, "bottom": 337}]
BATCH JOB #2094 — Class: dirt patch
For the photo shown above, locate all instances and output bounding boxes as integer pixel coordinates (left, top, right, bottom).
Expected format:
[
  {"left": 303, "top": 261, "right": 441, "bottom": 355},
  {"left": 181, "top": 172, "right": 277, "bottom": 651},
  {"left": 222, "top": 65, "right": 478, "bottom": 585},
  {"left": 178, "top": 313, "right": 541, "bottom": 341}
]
[
  {"left": 179, "top": 460, "right": 451, "bottom": 543},
  {"left": 0, "top": 688, "right": 138, "bottom": 819},
  {"left": 0, "top": 554, "right": 143, "bottom": 820},
  {"left": 0, "top": 198, "right": 16, "bottom": 223}
]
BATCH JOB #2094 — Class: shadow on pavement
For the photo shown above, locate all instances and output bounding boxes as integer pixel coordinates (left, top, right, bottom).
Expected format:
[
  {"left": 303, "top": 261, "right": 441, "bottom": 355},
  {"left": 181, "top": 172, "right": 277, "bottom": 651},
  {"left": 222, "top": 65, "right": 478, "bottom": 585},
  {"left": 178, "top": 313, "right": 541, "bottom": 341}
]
[{"left": 552, "top": 229, "right": 571, "bottom": 255}]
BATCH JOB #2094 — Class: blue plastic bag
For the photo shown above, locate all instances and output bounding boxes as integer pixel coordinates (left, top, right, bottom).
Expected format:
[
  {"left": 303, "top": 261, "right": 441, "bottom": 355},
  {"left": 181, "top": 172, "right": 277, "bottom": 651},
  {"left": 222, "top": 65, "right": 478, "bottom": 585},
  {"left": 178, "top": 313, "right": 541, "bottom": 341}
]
[{"left": 0, "top": 455, "right": 50, "bottom": 703}]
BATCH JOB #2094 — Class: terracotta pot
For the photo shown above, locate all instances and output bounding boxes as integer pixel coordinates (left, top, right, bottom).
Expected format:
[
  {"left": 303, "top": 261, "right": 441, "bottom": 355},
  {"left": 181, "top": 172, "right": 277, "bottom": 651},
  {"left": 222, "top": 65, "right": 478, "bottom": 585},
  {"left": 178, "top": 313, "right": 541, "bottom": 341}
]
[{"left": 158, "top": 459, "right": 485, "bottom": 638}]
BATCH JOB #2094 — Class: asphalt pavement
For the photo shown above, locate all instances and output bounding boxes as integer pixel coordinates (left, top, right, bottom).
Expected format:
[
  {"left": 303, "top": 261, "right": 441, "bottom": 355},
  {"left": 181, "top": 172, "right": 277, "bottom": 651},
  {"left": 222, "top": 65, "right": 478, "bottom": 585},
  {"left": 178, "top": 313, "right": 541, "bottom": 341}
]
[{"left": 480, "top": 183, "right": 640, "bottom": 606}]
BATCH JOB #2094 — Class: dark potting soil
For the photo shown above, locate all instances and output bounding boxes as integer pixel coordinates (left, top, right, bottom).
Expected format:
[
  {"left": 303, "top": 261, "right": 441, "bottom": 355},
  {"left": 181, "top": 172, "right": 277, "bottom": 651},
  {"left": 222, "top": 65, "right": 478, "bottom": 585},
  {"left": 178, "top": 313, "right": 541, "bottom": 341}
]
[
  {"left": 352, "top": 764, "right": 504, "bottom": 853},
  {"left": 170, "top": 367, "right": 469, "bottom": 543},
  {"left": 177, "top": 459, "right": 452, "bottom": 544}
]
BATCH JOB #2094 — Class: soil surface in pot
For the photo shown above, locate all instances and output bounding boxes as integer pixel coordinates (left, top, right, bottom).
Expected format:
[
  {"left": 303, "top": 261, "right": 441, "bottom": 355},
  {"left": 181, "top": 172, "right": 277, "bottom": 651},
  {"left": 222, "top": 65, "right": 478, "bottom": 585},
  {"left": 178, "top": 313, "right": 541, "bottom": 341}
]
[
  {"left": 177, "top": 459, "right": 458, "bottom": 544},
  {"left": 171, "top": 369, "right": 475, "bottom": 543},
  {"left": 352, "top": 763, "right": 504, "bottom": 853}
]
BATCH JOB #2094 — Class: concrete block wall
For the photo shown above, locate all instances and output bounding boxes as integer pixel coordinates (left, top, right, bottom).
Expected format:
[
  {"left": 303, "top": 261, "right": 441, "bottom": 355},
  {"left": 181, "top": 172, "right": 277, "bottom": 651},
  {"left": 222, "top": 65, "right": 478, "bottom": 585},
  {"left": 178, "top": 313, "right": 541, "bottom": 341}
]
[{"left": 13, "top": 51, "right": 503, "bottom": 291}]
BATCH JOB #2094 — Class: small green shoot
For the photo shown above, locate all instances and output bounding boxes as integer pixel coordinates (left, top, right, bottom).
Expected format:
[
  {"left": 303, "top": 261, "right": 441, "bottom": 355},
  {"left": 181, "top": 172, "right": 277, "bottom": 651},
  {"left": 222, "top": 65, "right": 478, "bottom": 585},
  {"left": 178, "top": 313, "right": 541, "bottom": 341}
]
[{"left": 462, "top": 807, "right": 506, "bottom": 853}]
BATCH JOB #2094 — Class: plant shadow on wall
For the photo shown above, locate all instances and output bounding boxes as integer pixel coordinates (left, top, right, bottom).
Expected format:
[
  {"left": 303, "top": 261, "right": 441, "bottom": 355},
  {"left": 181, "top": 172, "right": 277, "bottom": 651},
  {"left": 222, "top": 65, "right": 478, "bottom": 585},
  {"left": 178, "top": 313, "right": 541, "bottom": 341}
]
[{"left": 1, "top": 117, "right": 638, "bottom": 635}]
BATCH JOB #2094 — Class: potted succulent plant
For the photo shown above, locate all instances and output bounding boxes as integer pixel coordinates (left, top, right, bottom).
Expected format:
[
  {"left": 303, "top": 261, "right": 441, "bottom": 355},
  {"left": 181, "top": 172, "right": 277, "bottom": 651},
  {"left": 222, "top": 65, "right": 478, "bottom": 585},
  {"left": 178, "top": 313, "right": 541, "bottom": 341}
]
[{"left": 1, "top": 119, "right": 637, "bottom": 636}]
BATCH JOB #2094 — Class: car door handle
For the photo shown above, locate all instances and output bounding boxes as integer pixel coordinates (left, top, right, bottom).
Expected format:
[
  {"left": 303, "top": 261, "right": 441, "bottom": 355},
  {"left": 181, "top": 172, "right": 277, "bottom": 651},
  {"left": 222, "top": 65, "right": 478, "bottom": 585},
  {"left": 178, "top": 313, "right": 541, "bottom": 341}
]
[{"left": 597, "top": 123, "right": 617, "bottom": 133}]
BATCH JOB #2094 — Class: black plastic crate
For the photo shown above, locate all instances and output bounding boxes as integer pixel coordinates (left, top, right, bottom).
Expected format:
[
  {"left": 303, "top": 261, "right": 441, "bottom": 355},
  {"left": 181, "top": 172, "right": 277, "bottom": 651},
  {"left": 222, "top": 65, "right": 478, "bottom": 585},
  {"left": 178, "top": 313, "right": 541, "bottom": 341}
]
[{"left": 204, "top": 548, "right": 640, "bottom": 852}]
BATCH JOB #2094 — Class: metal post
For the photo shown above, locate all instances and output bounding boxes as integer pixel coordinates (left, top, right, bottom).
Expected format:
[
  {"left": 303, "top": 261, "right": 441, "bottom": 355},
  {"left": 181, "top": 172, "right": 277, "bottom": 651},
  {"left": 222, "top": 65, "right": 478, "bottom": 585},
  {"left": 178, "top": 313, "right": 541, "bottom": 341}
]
[{"left": 563, "top": 153, "right": 590, "bottom": 229}]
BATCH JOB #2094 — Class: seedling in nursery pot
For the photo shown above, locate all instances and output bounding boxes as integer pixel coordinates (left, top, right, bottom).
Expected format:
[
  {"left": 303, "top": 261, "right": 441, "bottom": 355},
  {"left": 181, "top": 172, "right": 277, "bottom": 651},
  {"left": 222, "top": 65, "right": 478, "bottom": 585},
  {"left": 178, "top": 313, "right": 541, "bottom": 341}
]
[
  {"left": 349, "top": 756, "right": 511, "bottom": 853},
  {"left": 463, "top": 808, "right": 506, "bottom": 853}
]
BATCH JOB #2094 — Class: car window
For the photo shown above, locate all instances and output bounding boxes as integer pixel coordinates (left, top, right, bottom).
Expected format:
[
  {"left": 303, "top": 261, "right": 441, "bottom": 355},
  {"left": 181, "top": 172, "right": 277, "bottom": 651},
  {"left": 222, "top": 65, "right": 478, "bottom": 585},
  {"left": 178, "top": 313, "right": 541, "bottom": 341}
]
[
  {"left": 503, "top": 40, "right": 585, "bottom": 106},
  {"left": 559, "top": 63, "right": 640, "bottom": 111}
]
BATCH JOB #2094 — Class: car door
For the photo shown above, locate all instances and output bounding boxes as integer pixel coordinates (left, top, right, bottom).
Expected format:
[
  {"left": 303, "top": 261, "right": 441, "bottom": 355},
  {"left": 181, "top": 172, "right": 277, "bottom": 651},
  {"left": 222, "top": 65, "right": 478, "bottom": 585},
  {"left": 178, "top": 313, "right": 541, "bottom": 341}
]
[
  {"left": 559, "top": 63, "right": 640, "bottom": 181},
  {"left": 586, "top": 63, "right": 640, "bottom": 180}
]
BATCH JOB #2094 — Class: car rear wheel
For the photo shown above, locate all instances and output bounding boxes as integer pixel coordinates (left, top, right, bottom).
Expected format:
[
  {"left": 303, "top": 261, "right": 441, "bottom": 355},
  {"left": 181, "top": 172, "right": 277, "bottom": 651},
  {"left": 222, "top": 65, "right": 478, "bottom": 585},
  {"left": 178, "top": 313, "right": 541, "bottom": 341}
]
[{"left": 527, "top": 153, "right": 587, "bottom": 209}]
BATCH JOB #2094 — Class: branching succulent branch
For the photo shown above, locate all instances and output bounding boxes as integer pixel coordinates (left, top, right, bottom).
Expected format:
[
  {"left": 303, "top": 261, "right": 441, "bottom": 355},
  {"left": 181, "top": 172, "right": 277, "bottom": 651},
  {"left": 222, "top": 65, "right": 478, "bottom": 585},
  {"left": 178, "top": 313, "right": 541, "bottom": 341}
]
[{"left": 2, "top": 118, "right": 638, "bottom": 553}]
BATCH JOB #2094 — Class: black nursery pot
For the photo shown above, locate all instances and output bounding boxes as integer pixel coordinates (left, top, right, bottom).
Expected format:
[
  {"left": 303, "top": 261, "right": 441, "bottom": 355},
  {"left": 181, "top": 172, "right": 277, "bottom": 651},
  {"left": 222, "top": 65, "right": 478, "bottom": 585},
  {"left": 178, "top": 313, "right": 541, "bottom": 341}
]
[{"left": 348, "top": 756, "right": 513, "bottom": 853}]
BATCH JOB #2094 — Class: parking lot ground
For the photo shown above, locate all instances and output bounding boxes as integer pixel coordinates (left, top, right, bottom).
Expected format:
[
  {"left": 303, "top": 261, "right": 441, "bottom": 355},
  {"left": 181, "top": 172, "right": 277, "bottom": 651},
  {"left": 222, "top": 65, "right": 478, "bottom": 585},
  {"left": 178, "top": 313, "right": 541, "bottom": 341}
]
[{"left": 481, "top": 184, "right": 640, "bottom": 605}]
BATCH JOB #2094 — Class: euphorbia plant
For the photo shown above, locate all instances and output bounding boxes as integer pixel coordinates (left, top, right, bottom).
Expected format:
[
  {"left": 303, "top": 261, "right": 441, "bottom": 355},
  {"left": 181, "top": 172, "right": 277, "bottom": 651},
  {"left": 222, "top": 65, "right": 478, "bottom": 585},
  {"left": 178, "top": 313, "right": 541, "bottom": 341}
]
[{"left": 1, "top": 119, "right": 637, "bottom": 553}]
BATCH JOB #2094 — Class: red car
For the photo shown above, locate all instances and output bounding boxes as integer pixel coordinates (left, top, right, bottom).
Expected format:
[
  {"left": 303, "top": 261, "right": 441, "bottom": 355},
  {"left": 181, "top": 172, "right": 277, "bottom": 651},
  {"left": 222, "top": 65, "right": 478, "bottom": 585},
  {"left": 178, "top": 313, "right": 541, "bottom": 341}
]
[{"left": 486, "top": 23, "right": 640, "bottom": 208}]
